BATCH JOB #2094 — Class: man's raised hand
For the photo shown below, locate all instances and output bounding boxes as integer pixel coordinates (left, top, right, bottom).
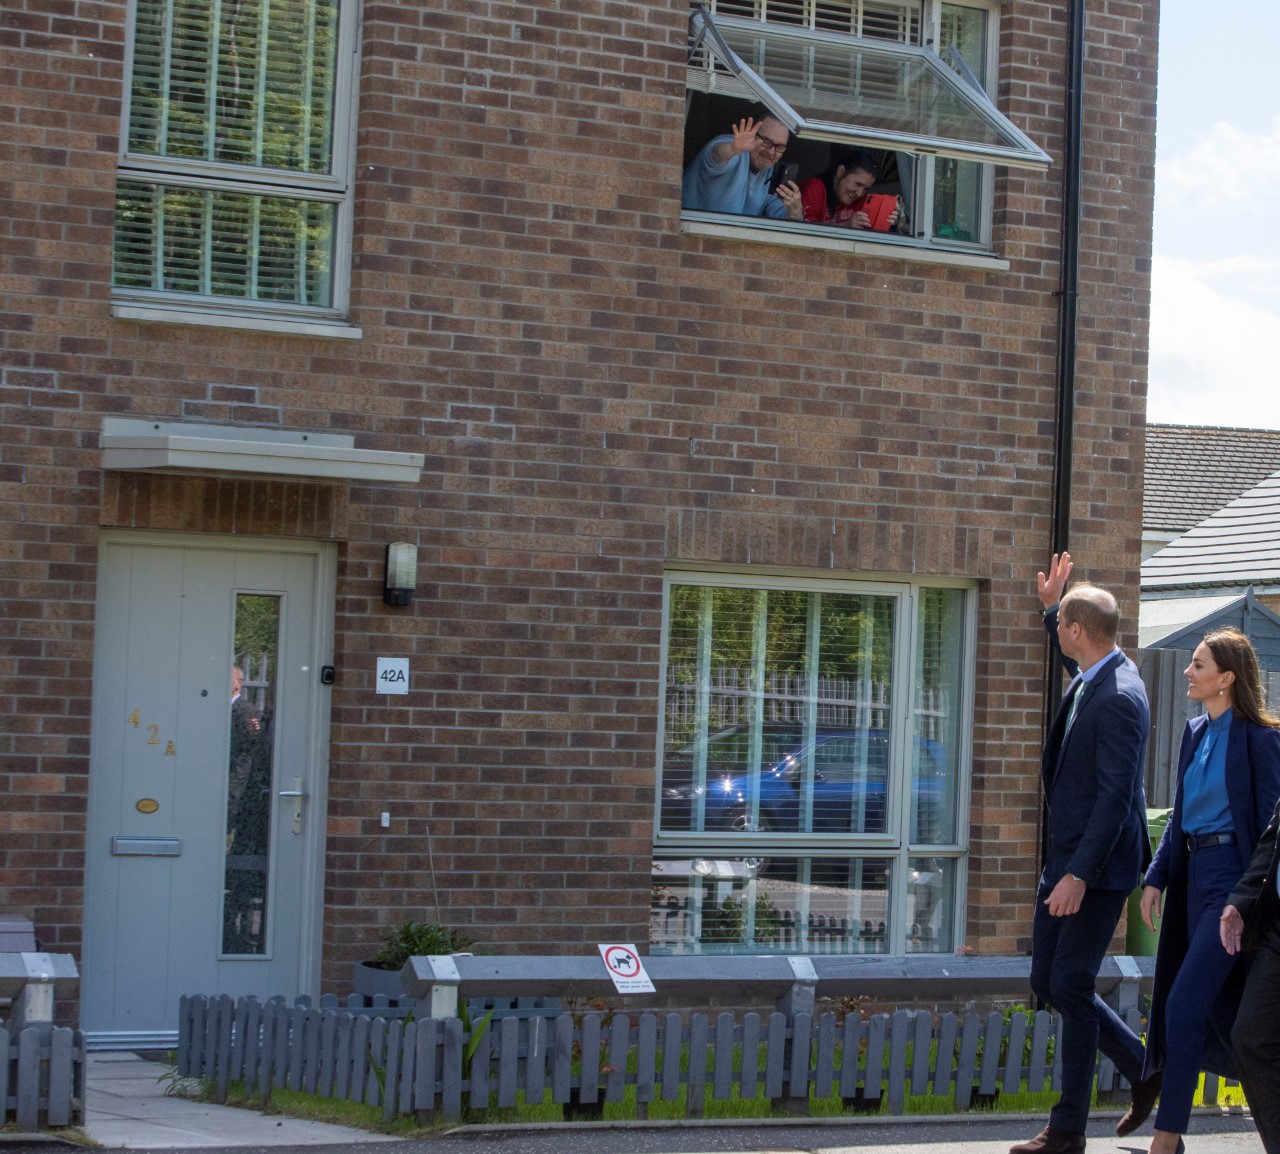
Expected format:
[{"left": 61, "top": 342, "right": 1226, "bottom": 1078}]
[{"left": 1037, "top": 552, "right": 1073, "bottom": 610}]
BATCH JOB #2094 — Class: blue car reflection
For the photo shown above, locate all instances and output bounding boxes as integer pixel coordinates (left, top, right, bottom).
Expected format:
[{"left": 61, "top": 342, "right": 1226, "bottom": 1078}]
[{"left": 661, "top": 723, "right": 945, "bottom": 838}]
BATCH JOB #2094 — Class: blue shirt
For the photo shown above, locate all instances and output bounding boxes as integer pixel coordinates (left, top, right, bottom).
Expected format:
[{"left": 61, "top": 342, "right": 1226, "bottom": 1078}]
[
  {"left": 1181, "top": 707, "right": 1233, "bottom": 836},
  {"left": 681, "top": 136, "right": 790, "bottom": 219},
  {"left": 1078, "top": 647, "right": 1121, "bottom": 684}
]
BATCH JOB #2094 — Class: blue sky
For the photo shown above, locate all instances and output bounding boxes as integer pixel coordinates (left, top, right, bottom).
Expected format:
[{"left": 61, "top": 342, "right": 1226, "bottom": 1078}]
[{"left": 1147, "top": 1, "right": 1280, "bottom": 428}]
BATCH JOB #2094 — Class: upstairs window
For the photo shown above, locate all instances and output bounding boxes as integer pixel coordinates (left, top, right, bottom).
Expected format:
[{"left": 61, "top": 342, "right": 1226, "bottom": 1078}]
[
  {"left": 683, "top": 0, "right": 1048, "bottom": 253},
  {"left": 113, "top": 0, "right": 359, "bottom": 328}
]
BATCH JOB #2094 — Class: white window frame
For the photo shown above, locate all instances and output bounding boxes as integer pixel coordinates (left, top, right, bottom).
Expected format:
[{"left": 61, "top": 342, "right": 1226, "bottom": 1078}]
[
  {"left": 684, "top": 0, "right": 1044, "bottom": 259},
  {"left": 111, "top": 0, "right": 362, "bottom": 337},
  {"left": 651, "top": 567, "right": 975, "bottom": 956},
  {"left": 921, "top": 0, "right": 1002, "bottom": 247}
]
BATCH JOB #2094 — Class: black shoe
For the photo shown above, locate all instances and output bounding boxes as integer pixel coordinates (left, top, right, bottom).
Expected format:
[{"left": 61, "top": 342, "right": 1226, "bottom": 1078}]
[
  {"left": 1115, "top": 1070, "right": 1163, "bottom": 1137},
  {"left": 1009, "top": 1125, "right": 1087, "bottom": 1154}
]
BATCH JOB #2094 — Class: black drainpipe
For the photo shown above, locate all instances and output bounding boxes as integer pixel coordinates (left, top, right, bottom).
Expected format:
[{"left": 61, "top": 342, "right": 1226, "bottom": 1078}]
[
  {"left": 1053, "top": 0, "right": 1086, "bottom": 559},
  {"left": 1038, "top": 0, "right": 1087, "bottom": 885}
]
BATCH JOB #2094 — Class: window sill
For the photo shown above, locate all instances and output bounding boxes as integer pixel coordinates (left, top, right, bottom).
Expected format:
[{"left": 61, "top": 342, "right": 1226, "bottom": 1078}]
[
  {"left": 111, "top": 301, "right": 362, "bottom": 340},
  {"left": 681, "top": 214, "right": 1010, "bottom": 272}
]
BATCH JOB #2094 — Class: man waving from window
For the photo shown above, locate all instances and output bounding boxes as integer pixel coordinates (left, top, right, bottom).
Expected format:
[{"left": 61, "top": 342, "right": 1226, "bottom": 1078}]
[{"left": 682, "top": 113, "right": 803, "bottom": 221}]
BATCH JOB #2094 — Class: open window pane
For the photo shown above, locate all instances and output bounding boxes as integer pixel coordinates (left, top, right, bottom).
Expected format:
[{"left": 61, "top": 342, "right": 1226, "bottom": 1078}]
[{"left": 688, "top": 8, "right": 1049, "bottom": 169}]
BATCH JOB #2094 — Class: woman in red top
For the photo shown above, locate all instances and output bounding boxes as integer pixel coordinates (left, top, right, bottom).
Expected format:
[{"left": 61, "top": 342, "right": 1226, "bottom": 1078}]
[{"left": 799, "top": 149, "right": 900, "bottom": 230}]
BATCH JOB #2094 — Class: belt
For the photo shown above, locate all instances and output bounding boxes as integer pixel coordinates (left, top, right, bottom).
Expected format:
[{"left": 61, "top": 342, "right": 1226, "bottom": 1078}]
[{"left": 1185, "top": 831, "right": 1236, "bottom": 852}]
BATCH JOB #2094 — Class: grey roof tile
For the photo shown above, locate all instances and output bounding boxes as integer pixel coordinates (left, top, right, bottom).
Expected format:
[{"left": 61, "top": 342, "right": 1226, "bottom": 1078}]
[
  {"left": 1144, "top": 424, "right": 1280, "bottom": 532},
  {"left": 1142, "top": 472, "right": 1280, "bottom": 589}
]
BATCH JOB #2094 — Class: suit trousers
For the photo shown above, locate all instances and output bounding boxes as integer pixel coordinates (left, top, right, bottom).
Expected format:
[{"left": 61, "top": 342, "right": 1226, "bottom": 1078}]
[
  {"left": 1031, "top": 881, "right": 1145, "bottom": 1132},
  {"left": 1154, "top": 842, "right": 1243, "bottom": 1132},
  {"left": 1233, "top": 939, "right": 1280, "bottom": 1154}
]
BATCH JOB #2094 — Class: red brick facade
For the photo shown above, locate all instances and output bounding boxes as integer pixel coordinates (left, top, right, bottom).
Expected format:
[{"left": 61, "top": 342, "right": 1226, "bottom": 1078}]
[{"left": 0, "top": 0, "right": 1155, "bottom": 997}]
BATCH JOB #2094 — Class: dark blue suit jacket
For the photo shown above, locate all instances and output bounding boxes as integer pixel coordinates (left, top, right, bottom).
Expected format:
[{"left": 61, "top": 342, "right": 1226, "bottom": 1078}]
[
  {"left": 1042, "top": 608, "right": 1151, "bottom": 891},
  {"left": 1141, "top": 713, "right": 1280, "bottom": 1078}
]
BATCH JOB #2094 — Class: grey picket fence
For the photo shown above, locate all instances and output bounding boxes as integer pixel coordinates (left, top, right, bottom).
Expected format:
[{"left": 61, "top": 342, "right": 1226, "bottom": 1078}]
[
  {"left": 177, "top": 992, "right": 1159, "bottom": 1122},
  {"left": 1, "top": 1023, "right": 85, "bottom": 1130}
]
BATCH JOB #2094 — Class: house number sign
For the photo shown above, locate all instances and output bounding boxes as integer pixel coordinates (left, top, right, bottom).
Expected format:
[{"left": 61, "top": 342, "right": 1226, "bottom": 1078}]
[{"left": 126, "top": 707, "right": 177, "bottom": 756}]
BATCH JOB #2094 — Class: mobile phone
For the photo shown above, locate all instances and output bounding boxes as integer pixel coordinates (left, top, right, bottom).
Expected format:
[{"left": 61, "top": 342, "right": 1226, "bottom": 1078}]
[{"left": 778, "top": 162, "right": 799, "bottom": 186}]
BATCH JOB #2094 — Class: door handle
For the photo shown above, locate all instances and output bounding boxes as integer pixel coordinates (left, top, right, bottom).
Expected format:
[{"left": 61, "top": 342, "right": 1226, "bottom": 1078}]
[{"left": 278, "top": 778, "right": 306, "bottom": 835}]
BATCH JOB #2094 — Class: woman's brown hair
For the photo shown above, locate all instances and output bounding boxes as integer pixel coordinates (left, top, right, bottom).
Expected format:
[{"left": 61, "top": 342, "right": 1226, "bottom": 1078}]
[{"left": 1203, "top": 627, "right": 1280, "bottom": 728}]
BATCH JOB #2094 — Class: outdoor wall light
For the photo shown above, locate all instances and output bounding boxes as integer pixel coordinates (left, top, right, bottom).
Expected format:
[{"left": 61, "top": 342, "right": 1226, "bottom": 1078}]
[{"left": 383, "top": 542, "right": 418, "bottom": 607}]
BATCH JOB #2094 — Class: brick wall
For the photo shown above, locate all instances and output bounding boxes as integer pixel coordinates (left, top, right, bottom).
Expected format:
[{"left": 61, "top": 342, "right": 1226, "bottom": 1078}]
[{"left": 0, "top": 0, "right": 1156, "bottom": 988}]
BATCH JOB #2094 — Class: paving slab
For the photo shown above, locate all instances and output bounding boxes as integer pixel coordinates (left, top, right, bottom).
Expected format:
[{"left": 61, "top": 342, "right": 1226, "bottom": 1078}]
[{"left": 81, "top": 1052, "right": 399, "bottom": 1149}]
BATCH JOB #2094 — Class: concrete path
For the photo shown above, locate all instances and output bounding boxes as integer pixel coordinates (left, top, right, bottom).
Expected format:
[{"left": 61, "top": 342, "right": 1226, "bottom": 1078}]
[{"left": 80, "top": 1051, "right": 398, "bottom": 1148}]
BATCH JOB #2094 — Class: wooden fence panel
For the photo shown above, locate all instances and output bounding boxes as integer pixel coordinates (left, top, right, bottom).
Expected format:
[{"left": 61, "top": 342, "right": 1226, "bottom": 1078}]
[
  {"left": 933, "top": 1013, "right": 958, "bottom": 1098},
  {"left": 216, "top": 995, "right": 235, "bottom": 1100},
  {"left": 710, "top": 1013, "right": 732, "bottom": 1102},
  {"left": 579, "top": 1012, "right": 602, "bottom": 1106},
  {"left": 14, "top": 1028, "right": 40, "bottom": 1132},
  {"left": 606, "top": 1013, "right": 629, "bottom": 1104},
  {"left": 348, "top": 1014, "right": 370, "bottom": 1104},
  {"left": 467, "top": 1015, "right": 489, "bottom": 1112},
  {"left": 737, "top": 1012, "right": 759, "bottom": 1101},
  {"left": 1004, "top": 1011, "right": 1028, "bottom": 1096},
  {"left": 839, "top": 1014, "right": 863, "bottom": 1099},
  {"left": 382, "top": 1018, "right": 404, "bottom": 1122},
  {"left": 864, "top": 1014, "right": 887, "bottom": 1105},
  {"left": 169, "top": 991, "right": 1210, "bottom": 1125},
  {"left": 551, "top": 1014, "right": 573, "bottom": 1105},
  {"left": 788, "top": 1011, "right": 812, "bottom": 1104},
  {"left": 496, "top": 1016, "right": 519, "bottom": 1108},
  {"left": 954, "top": 1010, "right": 980, "bottom": 1109},
  {"left": 886, "top": 1010, "right": 909, "bottom": 1114},
  {"left": 45, "top": 1027, "right": 74, "bottom": 1127},
  {"left": 764, "top": 1012, "right": 786, "bottom": 1099},
  {"left": 814, "top": 1012, "right": 836, "bottom": 1099},
  {"left": 910, "top": 1008, "right": 933, "bottom": 1097},
  {"left": 1027, "top": 1009, "right": 1052, "bottom": 1092},
  {"left": 396, "top": 1018, "right": 417, "bottom": 1117},
  {"left": 414, "top": 1016, "right": 438, "bottom": 1117},
  {"left": 0, "top": 1025, "right": 87, "bottom": 1130},
  {"left": 635, "top": 1012, "right": 658, "bottom": 1110},
  {"left": 977, "top": 1011, "right": 1002, "bottom": 1097},
  {"left": 525, "top": 1016, "right": 548, "bottom": 1107},
  {"left": 687, "top": 1013, "right": 708, "bottom": 1117},
  {"left": 661, "top": 1012, "right": 683, "bottom": 1102},
  {"left": 441, "top": 1016, "right": 463, "bottom": 1120}
]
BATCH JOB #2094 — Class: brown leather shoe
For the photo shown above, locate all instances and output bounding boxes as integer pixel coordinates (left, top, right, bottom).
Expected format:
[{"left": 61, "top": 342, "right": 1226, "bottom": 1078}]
[
  {"left": 1009, "top": 1125, "right": 1087, "bottom": 1154},
  {"left": 1115, "top": 1069, "right": 1163, "bottom": 1137}
]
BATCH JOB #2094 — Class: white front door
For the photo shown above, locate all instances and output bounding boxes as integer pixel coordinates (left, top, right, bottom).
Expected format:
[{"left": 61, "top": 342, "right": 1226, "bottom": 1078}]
[{"left": 82, "top": 532, "right": 334, "bottom": 1047}]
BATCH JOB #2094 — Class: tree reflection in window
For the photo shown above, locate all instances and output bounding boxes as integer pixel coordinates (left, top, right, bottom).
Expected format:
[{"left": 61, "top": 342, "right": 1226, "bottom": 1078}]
[{"left": 222, "top": 594, "right": 280, "bottom": 956}]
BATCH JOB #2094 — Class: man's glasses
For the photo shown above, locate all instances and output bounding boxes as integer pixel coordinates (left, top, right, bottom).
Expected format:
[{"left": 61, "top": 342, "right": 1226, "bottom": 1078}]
[{"left": 755, "top": 137, "right": 787, "bottom": 154}]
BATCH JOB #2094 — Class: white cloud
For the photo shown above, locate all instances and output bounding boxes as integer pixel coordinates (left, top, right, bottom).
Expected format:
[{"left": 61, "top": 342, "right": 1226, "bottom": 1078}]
[
  {"left": 1148, "top": 114, "right": 1280, "bottom": 427},
  {"left": 1148, "top": 253, "right": 1280, "bottom": 428}
]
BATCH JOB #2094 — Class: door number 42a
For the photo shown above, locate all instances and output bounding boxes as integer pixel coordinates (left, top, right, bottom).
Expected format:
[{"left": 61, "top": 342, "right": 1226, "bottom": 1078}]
[{"left": 375, "top": 658, "right": 409, "bottom": 696}]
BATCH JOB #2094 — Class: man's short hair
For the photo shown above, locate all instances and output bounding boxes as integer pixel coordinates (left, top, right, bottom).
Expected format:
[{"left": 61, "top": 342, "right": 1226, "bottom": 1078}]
[{"left": 1060, "top": 584, "right": 1120, "bottom": 645}]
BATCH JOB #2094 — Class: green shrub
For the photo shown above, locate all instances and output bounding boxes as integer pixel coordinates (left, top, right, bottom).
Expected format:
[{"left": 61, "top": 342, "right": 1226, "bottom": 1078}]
[{"left": 369, "top": 921, "right": 471, "bottom": 970}]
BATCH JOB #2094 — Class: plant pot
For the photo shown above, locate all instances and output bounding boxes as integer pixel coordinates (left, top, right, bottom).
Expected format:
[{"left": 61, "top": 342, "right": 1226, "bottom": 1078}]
[{"left": 353, "top": 959, "right": 408, "bottom": 1000}]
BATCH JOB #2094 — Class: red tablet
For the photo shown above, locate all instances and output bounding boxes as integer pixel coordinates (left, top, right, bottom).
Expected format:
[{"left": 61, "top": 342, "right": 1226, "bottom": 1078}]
[{"left": 862, "top": 193, "right": 897, "bottom": 232}]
